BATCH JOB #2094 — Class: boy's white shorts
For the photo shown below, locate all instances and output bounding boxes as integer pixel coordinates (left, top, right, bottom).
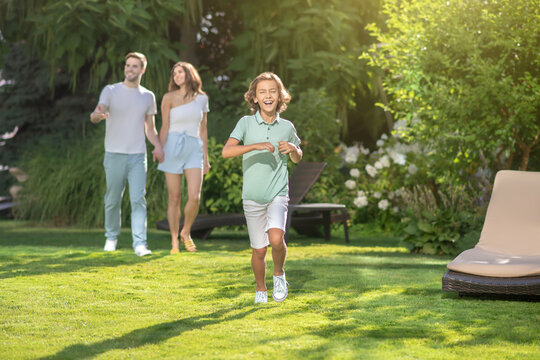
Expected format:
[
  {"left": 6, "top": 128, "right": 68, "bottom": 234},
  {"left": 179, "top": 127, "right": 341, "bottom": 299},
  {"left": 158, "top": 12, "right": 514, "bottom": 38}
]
[{"left": 242, "top": 196, "right": 289, "bottom": 249}]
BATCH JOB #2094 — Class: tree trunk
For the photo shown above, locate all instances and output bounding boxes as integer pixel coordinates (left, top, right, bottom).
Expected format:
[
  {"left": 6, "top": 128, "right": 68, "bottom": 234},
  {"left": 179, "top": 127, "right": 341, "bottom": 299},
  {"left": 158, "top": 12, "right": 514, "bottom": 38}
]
[
  {"left": 520, "top": 146, "right": 530, "bottom": 171},
  {"left": 179, "top": 20, "right": 199, "bottom": 66},
  {"left": 515, "top": 129, "right": 540, "bottom": 171},
  {"left": 377, "top": 75, "right": 394, "bottom": 132}
]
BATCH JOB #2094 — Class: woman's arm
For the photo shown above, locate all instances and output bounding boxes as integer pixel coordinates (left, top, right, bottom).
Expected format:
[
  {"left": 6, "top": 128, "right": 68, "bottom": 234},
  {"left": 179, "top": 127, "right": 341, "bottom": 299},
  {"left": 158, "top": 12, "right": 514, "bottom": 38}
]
[{"left": 200, "top": 112, "right": 210, "bottom": 174}]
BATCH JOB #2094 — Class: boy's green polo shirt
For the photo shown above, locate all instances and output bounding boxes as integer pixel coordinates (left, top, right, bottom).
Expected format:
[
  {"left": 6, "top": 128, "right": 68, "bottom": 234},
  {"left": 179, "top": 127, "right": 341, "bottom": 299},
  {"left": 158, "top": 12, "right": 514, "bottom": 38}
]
[{"left": 230, "top": 111, "right": 301, "bottom": 203}]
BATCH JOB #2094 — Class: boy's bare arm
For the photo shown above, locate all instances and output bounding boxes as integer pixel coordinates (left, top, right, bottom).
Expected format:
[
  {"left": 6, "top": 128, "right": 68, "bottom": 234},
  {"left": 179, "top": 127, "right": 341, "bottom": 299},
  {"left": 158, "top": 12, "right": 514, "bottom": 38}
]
[
  {"left": 222, "top": 138, "right": 275, "bottom": 158},
  {"left": 278, "top": 141, "right": 303, "bottom": 163}
]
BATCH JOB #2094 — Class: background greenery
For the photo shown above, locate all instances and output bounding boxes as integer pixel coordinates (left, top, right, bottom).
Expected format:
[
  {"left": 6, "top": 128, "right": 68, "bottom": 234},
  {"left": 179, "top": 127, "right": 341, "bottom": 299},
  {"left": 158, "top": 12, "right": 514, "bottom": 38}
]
[{"left": 1, "top": 0, "right": 539, "bottom": 254}]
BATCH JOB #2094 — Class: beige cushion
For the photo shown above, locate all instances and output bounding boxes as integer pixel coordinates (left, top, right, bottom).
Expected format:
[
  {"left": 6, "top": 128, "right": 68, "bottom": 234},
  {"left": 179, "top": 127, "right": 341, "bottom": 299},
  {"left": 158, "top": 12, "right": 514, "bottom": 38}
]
[
  {"left": 447, "top": 248, "right": 540, "bottom": 277},
  {"left": 447, "top": 170, "right": 540, "bottom": 277}
]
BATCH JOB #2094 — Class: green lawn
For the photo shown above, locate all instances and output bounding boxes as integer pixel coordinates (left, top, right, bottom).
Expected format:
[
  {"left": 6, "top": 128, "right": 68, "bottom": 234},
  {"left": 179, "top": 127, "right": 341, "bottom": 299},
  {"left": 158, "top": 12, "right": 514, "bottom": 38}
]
[{"left": 0, "top": 220, "right": 538, "bottom": 359}]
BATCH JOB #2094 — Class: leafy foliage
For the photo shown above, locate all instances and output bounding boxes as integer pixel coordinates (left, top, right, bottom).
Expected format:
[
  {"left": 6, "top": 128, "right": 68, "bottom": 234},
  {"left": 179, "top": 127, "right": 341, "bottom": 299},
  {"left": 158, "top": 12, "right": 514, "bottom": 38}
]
[
  {"left": 15, "top": 134, "right": 245, "bottom": 226},
  {"left": 285, "top": 87, "right": 347, "bottom": 203},
  {"left": 285, "top": 88, "right": 340, "bottom": 163},
  {"left": 226, "top": 0, "right": 384, "bottom": 137},
  {"left": 401, "top": 209, "right": 482, "bottom": 256},
  {"left": 365, "top": 0, "right": 540, "bottom": 174},
  {"left": 200, "top": 71, "right": 247, "bottom": 143},
  {"left": 354, "top": 0, "right": 540, "bottom": 253},
  {"left": 201, "top": 137, "right": 243, "bottom": 214},
  {"left": 0, "top": 42, "right": 96, "bottom": 196},
  {"left": 0, "top": 0, "right": 196, "bottom": 94},
  {"left": 339, "top": 118, "right": 488, "bottom": 253},
  {"left": 15, "top": 135, "right": 107, "bottom": 226}
]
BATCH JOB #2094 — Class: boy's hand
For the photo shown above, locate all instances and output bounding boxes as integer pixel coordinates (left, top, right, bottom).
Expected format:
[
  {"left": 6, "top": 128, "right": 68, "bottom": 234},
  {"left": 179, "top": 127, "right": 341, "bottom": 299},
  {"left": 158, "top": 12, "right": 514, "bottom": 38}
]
[
  {"left": 254, "top": 142, "right": 275, "bottom": 153},
  {"left": 278, "top": 141, "right": 297, "bottom": 155}
]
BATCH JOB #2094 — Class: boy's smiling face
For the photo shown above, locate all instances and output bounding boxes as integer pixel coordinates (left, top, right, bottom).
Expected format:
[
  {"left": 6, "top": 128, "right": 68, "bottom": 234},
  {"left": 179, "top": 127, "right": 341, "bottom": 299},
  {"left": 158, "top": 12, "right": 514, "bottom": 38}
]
[{"left": 254, "top": 80, "right": 279, "bottom": 115}]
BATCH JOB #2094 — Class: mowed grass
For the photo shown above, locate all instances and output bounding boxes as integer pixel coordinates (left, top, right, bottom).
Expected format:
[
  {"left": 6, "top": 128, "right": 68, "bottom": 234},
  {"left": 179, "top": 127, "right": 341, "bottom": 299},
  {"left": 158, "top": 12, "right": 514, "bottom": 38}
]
[{"left": 0, "top": 220, "right": 538, "bottom": 360}]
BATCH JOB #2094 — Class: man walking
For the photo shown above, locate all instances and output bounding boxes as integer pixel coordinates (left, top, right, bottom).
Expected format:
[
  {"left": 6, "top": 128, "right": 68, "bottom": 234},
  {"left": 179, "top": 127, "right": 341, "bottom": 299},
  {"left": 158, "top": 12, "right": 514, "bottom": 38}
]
[{"left": 90, "top": 52, "right": 164, "bottom": 256}]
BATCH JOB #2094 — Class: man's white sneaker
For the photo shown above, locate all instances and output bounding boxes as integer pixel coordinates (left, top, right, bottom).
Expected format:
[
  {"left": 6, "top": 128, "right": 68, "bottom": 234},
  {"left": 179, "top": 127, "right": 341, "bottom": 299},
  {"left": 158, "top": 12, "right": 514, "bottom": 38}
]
[
  {"left": 272, "top": 273, "right": 288, "bottom": 302},
  {"left": 104, "top": 239, "right": 117, "bottom": 252},
  {"left": 134, "top": 245, "right": 152, "bottom": 257},
  {"left": 254, "top": 291, "right": 268, "bottom": 304}
]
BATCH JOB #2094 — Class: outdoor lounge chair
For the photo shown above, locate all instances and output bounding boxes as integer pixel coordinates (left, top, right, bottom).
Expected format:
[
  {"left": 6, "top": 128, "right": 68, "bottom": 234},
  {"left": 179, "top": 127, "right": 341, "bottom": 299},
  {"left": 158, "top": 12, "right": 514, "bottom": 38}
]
[
  {"left": 442, "top": 170, "right": 540, "bottom": 298},
  {"left": 0, "top": 196, "right": 17, "bottom": 217},
  {"left": 156, "top": 162, "right": 349, "bottom": 242}
]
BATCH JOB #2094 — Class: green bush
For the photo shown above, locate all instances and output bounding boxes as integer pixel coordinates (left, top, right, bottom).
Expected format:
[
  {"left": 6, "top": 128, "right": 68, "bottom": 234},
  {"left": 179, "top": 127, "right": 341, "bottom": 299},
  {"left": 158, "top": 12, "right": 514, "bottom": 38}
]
[
  {"left": 339, "top": 121, "right": 488, "bottom": 251},
  {"left": 16, "top": 135, "right": 244, "bottom": 227},
  {"left": 201, "top": 137, "right": 243, "bottom": 214},
  {"left": 285, "top": 88, "right": 348, "bottom": 204},
  {"left": 400, "top": 209, "right": 482, "bottom": 256},
  {"left": 365, "top": 0, "right": 540, "bottom": 174},
  {"left": 16, "top": 136, "right": 107, "bottom": 227}
]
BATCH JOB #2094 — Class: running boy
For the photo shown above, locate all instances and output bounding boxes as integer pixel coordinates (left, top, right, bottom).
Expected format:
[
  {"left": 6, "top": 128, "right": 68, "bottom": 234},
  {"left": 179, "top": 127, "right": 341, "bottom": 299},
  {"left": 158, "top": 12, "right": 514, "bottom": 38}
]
[{"left": 222, "top": 72, "right": 302, "bottom": 303}]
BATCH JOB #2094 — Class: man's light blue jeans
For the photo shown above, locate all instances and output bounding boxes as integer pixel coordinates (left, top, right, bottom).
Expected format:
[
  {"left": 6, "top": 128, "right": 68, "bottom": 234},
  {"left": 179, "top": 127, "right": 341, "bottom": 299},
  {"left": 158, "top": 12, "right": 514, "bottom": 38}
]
[{"left": 103, "top": 152, "right": 147, "bottom": 249}]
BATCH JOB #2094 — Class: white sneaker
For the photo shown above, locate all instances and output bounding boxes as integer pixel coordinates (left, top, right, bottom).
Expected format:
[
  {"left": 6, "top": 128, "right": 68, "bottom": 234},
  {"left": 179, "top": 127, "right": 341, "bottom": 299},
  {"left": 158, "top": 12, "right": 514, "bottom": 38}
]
[
  {"left": 272, "top": 273, "right": 288, "bottom": 302},
  {"left": 254, "top": 291, "right": 268, "bottom": 304},
  {"left": 134, "top": 245, "right": 152, "bottom": 257},
  {"left": 104, "top": 239, "right": 117, "bottom": 252}
]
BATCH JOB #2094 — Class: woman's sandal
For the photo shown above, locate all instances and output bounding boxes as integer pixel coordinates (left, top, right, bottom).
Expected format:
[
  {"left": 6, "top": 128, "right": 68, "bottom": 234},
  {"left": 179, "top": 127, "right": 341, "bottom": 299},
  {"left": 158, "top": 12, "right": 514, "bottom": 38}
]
[
  {"left": 170, "top": 239, "right": 180, "bottom": 254},
  {"left": 181, "top": 235, "right": 197, "bottom": 253}
]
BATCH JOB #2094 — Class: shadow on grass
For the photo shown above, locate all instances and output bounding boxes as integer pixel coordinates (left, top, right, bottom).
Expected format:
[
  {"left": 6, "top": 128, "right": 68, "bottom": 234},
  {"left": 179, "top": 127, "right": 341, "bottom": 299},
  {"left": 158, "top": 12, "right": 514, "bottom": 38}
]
[
  {"left": 0, "top": 220, "right": 397, "bottom": 250},
  {"left": 261, "top": 287, "right": 539, "bottom": 359},
  {"left": 290, "top": 256, "right": 446, "bottom": 273},
  {"left": 38, "top": 307, "right": 258, "bottom": 360},
  {"left": 0, "top": 220, "right": 443, "bottom": 281},
  {"left": 0, "top": 250, "right": 168, "bottom": 280}
]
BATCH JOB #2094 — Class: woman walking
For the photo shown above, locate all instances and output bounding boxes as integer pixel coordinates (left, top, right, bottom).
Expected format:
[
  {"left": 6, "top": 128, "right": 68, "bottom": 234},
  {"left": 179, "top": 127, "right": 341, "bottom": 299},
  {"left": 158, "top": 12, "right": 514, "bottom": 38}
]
[{"left": 158, "top": 62, "right": 210, "bottom": 253}]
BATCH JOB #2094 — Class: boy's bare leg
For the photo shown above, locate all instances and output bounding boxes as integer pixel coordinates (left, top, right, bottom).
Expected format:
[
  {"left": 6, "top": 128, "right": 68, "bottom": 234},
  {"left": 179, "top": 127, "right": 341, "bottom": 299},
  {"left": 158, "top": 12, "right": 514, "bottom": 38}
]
[
  {"left": 268, "top": 228, "right": 286, "bottom": 276},
  {"left": 252, "top": 247, "right": 268, "bottom": 291}
]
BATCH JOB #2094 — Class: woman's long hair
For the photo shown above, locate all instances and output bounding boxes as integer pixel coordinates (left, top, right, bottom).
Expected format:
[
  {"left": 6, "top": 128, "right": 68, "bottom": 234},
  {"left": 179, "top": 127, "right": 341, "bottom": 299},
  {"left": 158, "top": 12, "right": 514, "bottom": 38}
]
[{"left": 168, "top": 61, "right": 205, "bottom": 98}]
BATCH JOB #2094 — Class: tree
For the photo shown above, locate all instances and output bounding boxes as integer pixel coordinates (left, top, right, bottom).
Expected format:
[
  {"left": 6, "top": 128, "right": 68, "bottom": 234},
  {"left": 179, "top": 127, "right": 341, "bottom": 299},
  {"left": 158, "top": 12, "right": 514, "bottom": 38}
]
[
  {"left": 0, "top": 0, "right": 202, "bottom": 94},
  {"left": 365, "top": 0, "right": 540, "bottom": 175},
  {"left": 224, "top": 0, "right": 385, "bottom": 138}
]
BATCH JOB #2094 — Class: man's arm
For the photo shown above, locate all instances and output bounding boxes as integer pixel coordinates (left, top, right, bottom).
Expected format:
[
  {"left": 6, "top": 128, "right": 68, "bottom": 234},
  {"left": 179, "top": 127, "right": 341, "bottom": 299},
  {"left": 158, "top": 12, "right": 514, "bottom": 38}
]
[
  {"left": 90, "top": 104, "right": 109, "bottom": 124},
  {"left": 222, "top": 138, "right": 275, "bottom": 158},
  {"left": 159, "top": 94, "right": 170, "bottom": 147},
  {"left": 144, "top": 114, "right": 164, "bottom": 163}
]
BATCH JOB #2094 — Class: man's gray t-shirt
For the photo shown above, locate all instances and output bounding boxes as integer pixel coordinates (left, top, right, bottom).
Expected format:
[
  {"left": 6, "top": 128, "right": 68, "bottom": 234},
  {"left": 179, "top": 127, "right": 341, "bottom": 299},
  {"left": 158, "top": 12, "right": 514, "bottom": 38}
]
[{"left": 98, "top": 82, "right": 157, "bottom": 154}]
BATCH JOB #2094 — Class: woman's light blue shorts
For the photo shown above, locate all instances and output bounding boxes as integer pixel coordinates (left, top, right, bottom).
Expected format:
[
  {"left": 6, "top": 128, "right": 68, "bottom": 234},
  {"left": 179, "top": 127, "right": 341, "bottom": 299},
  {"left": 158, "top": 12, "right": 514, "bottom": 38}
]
[{"left": 157, "top": 132, "right": 203, "bottom": 174}]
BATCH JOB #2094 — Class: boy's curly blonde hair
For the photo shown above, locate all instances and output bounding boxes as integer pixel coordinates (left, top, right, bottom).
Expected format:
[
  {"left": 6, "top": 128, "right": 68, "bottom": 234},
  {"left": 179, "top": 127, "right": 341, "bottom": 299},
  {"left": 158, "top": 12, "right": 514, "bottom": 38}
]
[{"left": 244, "top": 72, "right": 291, "bottom": 114}]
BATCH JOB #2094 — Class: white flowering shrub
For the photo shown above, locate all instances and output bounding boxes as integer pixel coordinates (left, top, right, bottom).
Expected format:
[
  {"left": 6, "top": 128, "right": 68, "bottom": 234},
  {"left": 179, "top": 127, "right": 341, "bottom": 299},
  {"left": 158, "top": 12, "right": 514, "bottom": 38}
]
[
  {"left": 340, "top": 118, "right": 429, "bottom": 228},
  {"left": 341, "top": 117, "right": 485, "bottom": 254}
]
